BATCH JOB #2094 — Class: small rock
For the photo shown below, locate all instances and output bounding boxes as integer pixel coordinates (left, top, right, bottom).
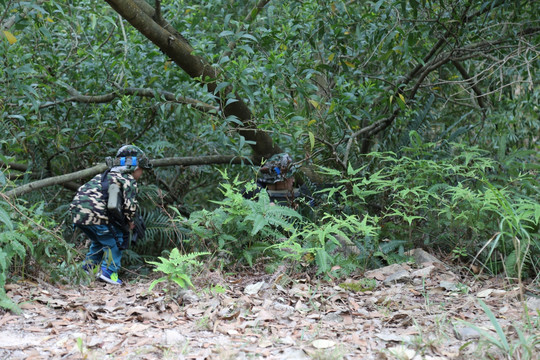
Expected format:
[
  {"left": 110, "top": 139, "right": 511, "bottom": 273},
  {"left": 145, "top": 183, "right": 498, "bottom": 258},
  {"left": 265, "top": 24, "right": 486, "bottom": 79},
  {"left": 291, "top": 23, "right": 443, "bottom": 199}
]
[
  {"left": 411, "top": 248, "right": 442, "bottom": 265},
  {"left": 454, "top": 326, "right": 480, "bottom": 340},
  {"left": 272, "top": 302, "right": 295, "bottom": 313},
  {"left": 258, "top": 339, "right": 273, "bottom": 348},
  {"left": 164, "top": 329, "right": 186, "bottom": 345},
  {"left": 526, "top": 297, "right": 540, "bottom": 312},
  {"left": 439, "top": 281, "right": 458, "bottom": 291},
  {"left": 312, "top": 339, "right": 336, "bottom": 349},
  {"left": 411, "top": 266, "right": 435, "bottom": 278},
  {"left": 321, "top": 312, "right": 343, "bottom": 323},
  {"left": 177, "top": 289, "right": 199, "bottom": 303},
  {"left": 384, "top": 269, "right": 411, "bottom": 284},
  {"left": 366, "top": 264, "right": 408, "bottom": 281},
  {"left": 477, "top": 289, "right": 494, "bottom": 298},
  {"left": 279, "top": 335, "right": 296, "bottom": 345}
]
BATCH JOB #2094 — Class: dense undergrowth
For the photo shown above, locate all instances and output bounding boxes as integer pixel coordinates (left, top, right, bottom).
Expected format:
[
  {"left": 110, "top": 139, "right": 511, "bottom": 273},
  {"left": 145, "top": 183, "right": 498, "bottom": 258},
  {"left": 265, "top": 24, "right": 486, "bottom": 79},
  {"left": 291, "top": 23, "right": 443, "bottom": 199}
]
[{"left": 1, "top": 139, "right": 538, "bottom": 313}]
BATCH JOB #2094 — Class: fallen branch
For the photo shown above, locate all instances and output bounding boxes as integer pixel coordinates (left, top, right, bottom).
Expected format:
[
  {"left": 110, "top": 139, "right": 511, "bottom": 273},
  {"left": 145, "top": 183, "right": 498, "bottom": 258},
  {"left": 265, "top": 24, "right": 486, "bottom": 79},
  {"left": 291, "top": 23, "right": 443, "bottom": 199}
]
[
  {"left": 3, "top": 155, "right": 254, "bottom": 198},
  {"left": 0, "top": 161, "right": 81, "bottom": 192}
]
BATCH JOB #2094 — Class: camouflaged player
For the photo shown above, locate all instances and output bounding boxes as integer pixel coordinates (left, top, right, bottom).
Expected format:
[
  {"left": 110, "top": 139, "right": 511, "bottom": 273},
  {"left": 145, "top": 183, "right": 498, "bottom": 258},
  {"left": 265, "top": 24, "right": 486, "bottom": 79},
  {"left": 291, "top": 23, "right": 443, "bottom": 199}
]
[
  {"left": 70, "top": 171, "right": 138, "bottom": 226},
  {"left": 70, "top": 145, "right": 152, "bottom": 285},
  {"left": 257, "top": 153, "right": 298, "bottom": 186},
  {"left": 244, "top": 153, "right": 313, "bottom": 208}
]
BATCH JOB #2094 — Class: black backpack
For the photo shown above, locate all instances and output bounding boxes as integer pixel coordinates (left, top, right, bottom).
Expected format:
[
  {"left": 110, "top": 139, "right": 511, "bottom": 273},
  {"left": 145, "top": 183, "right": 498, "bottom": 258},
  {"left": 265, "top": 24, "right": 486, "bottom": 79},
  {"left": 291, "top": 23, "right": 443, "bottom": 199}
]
[{"left": 100, "top": 170, "right": 145, "bottom": 249}]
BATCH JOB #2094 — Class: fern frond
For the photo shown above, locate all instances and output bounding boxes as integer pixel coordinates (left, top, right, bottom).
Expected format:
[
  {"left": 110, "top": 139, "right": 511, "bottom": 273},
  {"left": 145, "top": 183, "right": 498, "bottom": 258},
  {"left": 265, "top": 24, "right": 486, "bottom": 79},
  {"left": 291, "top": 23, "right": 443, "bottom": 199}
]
[{"left": 379, "top": 239, "right": 408, "bottom": 254}]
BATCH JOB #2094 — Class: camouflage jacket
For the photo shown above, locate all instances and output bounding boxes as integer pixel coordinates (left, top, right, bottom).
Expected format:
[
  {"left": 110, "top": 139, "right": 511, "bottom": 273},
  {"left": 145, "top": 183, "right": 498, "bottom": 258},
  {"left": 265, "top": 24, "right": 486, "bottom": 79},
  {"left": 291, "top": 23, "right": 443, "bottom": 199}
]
[{"left": 70, "top": 171, "right": 138, "bottom": 226}]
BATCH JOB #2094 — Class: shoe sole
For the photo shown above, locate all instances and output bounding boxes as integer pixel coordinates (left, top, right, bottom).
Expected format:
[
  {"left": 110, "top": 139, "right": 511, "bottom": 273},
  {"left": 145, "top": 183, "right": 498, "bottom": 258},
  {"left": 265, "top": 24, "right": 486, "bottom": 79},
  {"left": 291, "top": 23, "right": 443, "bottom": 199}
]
[{"left": 99, "top": 274, "right": 123, "bottom": 285}]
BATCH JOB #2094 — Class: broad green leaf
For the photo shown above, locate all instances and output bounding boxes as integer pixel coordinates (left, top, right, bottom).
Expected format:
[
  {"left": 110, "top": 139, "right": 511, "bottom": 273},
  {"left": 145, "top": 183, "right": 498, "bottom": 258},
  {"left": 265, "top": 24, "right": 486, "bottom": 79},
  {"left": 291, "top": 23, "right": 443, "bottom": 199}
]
[{"left": 308, "top": 131, "right": 315, "bottom": 151}]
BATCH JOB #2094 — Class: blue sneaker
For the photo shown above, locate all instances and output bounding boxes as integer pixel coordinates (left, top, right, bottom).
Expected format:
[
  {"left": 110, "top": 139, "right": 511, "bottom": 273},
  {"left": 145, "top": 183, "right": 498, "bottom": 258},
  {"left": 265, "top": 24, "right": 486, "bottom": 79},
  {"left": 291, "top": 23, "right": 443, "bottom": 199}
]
[
  {"left": 82, "top": 263, "right": 100, "bottom": 278},
  {"left": 99, "top": 268, "right": 123, "bottom": 285}
]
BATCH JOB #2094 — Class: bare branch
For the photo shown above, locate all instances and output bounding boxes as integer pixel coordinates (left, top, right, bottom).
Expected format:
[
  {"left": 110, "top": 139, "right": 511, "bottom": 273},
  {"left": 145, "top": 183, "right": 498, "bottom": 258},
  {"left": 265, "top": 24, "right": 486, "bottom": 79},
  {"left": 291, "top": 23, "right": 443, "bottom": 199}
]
[
  {"left": 3, "top": 155, "right": 255, "bottom": 198},
  {"left": 39, "top": 85, "right": 218, "bottom": 113},
  {"left": 154, "top": 0, "right": 162, "bottom": 23},
  {"left": 363, "top": 1, "right": 524, "bottom": 142},
  {"left": 4, "top": 164, "right": 107, "bottom": 198},
  {"left": 452, "top": 60, "right": 488, "bottom": 109}
]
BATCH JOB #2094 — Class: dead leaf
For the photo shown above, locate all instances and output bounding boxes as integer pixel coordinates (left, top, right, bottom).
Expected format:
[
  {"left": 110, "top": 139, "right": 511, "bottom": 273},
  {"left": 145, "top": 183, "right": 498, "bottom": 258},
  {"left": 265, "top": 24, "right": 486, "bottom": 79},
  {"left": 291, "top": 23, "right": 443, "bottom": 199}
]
[
  {"left": 477, "top": 289, "right": 494, "bottom": 298},
  {"left": 350, "top": 333, "right": 368, "bottom": 347},
  {"left": 294, "top": 300, "right": 309, "bottom": 312},
  {"left": 255, "top": 309, "right": 274, "bottom": 321},
  {"left": 388, "top": 345, "right": 416, "bottom": 359},
  {"left": 219, "top": 310, "right": 240, "bottom": 321},
  {"left": 128, "top": 323, "right": 150, "bottom": 334},
  {"left": 244, "top": 281, "right": 266, "bottom": 295},
  {"left": 349, "top": 298, "right": 361, "bottom": 311},
  {"left": 0, "top": 315, "right": 19, "bottom": 326},
  {"left": 258, "top": 339, "right": 273, "bottom": 348},
  {"left": 312, "top": 339, "right": 336, "bottom": 349},
  {"left": 342, "top": 314, "right": 354, "bottom": 325},
  {"left": 107, "top": 336, "right": 127, "bottom": 354},
  {"left": 375, "top": 332, "right": 408, "bottom": 342}
]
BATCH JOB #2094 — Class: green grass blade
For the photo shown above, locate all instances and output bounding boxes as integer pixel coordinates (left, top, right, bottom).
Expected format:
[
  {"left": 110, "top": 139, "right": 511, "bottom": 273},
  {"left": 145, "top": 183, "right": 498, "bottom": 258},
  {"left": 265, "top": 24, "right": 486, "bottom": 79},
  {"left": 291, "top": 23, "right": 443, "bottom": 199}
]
[{"left": 478, "top": 299, "right": 509, "bottom": 351}]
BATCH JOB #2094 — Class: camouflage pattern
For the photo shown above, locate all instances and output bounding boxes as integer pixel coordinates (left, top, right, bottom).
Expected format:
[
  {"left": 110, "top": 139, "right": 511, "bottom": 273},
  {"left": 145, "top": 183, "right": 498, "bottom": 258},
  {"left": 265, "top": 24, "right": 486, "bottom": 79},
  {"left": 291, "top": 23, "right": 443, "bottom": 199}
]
[
  {"left": 70, "top": 171, "right": 138, "bottom": 226},
  {"left": 257, "top": 153, "right": 298, "bottom": 184}
]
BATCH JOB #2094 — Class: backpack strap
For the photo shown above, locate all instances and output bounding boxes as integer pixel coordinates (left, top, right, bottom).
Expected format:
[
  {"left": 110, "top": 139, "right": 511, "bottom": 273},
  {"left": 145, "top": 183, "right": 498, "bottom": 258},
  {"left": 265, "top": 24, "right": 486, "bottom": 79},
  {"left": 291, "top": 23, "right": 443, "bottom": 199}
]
[{"left": 100, "top": 169, "right": 111, "bottom": 204}]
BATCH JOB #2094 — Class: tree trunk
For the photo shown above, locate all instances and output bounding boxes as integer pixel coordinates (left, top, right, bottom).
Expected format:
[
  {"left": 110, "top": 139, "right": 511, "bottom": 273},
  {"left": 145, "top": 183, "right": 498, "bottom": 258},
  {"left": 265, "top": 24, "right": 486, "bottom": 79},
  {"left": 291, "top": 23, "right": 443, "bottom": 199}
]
[{"left": 104, "top": 0, "right": 281, "bottom": 160}]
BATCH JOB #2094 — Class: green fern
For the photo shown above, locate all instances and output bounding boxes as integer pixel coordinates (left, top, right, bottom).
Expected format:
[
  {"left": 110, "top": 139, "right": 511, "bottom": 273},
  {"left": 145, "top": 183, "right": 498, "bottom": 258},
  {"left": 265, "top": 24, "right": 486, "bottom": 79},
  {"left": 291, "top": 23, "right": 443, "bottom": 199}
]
[
  {"left": 180, "top": 171, "right": 302, "bottom": 266},
  {"left": 147, "top": 249, "right": 209, "bottom": 293},
  {"left": 379, "top": 239, "right": 408, "bottom": 254},
  {"left": 130, "top": 208, "right": 186, "bottom": 259}
]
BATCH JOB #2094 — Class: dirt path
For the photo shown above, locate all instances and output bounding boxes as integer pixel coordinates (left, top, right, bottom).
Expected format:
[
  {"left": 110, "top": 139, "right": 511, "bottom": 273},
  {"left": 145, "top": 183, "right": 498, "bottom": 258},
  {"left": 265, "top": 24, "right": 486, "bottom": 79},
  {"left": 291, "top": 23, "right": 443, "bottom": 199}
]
[{"left": 1, "top": 260, "right": 537, "bottom": 359}]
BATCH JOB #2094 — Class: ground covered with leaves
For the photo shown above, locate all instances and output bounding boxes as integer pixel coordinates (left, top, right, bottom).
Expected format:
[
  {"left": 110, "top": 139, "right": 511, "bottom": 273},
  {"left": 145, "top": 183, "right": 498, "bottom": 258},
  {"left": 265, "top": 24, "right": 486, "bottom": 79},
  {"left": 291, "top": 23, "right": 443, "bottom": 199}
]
[{"left": 1, "top": 251, "right": 539, "bottom": 360}]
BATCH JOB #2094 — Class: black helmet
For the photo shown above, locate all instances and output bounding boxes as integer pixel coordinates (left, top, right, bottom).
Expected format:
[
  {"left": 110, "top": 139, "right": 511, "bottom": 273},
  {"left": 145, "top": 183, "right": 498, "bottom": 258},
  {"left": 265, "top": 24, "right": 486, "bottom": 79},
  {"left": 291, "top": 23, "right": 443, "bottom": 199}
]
[{"left": 115, "top": 145, "right": 153, "bottom": 169}]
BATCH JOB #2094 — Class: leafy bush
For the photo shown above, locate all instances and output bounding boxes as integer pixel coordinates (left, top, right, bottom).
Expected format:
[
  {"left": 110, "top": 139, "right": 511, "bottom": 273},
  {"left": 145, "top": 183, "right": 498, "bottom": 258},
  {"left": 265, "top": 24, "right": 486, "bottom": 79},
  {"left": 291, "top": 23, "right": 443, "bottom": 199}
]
[
  {"left": 177, "top": 171, "right": 302, "bottom": 266},
  {"left": 478, "top": 182, "right": 540, "bottom": 281},
  {"left": 0, "top": 197, "right": 33, "bottom": 313},
  {"left": 123, "top": 207, "right": 187, "bottom": 269},
  {"left": 314, "top": 137, "right": 539, "bottom": 280},
  {"left": 269, "top": 213, "right": 380, "bottom": 275},
  {"left": 0, "top": 188, "right": 82, "bottom": 313},
  {"left": 147, "top": 249, "right": 209, "bottom": 293}
]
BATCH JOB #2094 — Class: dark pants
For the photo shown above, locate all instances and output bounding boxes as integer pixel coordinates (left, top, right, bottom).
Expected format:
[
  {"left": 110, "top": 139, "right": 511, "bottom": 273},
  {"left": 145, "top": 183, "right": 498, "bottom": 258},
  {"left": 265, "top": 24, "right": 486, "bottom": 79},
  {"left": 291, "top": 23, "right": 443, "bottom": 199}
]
[{"left": 76, "top": 224, "right": 124, "bottom": 273}]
